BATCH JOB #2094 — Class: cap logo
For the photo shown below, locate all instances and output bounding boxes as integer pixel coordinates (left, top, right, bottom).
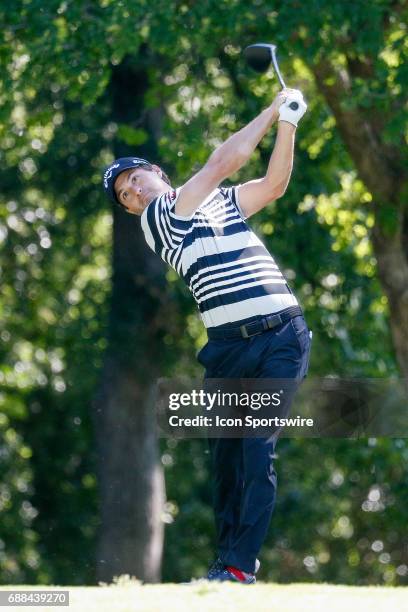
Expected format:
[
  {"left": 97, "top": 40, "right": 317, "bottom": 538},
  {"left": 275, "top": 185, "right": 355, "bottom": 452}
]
[{"left": 103, "top": 163, "right": 120, "bottom": 189}]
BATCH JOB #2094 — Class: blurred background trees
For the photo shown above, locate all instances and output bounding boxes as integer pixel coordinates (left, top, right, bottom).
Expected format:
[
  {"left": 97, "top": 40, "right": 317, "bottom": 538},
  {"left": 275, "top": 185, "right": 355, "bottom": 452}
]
[{"left": 0, "top": 0, "right": 407, "bottom": 586}]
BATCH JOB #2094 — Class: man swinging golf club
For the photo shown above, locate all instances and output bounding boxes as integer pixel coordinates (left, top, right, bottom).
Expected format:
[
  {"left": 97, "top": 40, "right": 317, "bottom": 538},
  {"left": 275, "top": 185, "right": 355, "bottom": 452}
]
[{"left": 103, "top": 80, "right": 311, "bottom": 583}]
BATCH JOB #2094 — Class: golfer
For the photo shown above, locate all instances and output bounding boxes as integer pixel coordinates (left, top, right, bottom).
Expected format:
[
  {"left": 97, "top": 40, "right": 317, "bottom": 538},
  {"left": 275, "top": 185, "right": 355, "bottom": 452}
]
[{"left": 103, "top": 89, "right": 312, "bottom": 584}]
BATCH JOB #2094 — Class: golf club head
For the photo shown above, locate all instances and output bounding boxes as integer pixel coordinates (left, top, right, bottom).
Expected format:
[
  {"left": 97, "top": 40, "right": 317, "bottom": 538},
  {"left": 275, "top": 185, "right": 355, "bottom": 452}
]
[
  {"left": 243, "top": 43, "right": 275, "bottom": 74},
  {"left": 244, "top": 43, "right": 299, "bottom": 110}
]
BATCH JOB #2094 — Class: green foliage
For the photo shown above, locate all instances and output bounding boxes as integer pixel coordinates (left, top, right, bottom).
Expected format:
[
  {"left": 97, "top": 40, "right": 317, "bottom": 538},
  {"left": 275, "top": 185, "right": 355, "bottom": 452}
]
[
  {"left": 162, "top": 438, "right": 408, "bottom": 585},
  {"left": 117, "top": 126, "right": 148, "bottom": 147},
  {"left": 0, "top": 411, "right": 43, "bottom": 582}
]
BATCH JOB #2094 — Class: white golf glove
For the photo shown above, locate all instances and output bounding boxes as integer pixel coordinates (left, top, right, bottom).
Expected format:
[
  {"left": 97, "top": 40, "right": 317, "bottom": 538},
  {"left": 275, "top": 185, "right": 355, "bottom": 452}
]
[{"left": 278, "top": 90, "right": 307, "bottom": 127}]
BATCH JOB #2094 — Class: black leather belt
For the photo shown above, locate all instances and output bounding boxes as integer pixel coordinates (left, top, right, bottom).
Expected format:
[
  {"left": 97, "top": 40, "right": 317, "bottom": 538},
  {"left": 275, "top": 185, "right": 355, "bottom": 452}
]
[{"left": 207, "top": 305, "right": 304, "bottom": 340}]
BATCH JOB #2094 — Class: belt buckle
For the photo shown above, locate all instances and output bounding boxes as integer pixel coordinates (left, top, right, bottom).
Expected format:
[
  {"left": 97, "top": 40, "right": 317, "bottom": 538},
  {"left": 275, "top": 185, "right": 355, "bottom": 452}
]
[
  {"left": 265, "top": 313, "right": 283, "bottom": 329},
  {"left": 239, "top": 322, "right": 262, "bottom": 339}
]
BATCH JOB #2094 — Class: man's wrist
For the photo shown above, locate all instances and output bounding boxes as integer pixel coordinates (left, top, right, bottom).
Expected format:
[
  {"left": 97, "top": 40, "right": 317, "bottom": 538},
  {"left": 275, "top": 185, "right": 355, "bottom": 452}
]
[
  {"left": 277, "top": 121, "right": 297, "bottom": 134},
  {"left": 265, "top": 104, "right": 279, "bottom": 126}
]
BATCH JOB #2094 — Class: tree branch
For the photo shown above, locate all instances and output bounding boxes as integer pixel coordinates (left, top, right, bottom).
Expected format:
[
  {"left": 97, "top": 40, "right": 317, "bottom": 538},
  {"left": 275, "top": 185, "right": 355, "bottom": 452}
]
[{"left": 312, "top": 58, "right": 404, "bottom": 204}]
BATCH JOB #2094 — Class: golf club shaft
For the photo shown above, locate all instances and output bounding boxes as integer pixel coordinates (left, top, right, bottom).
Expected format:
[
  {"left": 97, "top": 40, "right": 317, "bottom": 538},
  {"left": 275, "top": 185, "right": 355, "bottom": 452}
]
[
  {"left": 270, "top": 48, "right": 286, "bottom": 89},
  {"left": 244, "top": 43, "right": 300, "bottom": 111},
  {"left": 270, "top": 47, "right": 298, "bottom": 109}
]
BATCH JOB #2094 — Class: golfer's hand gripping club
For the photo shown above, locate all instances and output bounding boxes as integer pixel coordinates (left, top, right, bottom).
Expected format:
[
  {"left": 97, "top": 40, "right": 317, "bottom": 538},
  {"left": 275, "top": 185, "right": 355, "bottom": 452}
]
[{"left": 278, "top": 90, "right": 307, "bottom": 127}]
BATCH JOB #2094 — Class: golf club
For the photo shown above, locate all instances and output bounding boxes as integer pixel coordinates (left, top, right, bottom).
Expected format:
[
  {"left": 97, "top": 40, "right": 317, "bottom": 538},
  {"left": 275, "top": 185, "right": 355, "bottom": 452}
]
[{"left": 244, "top": 43, "right": 299, "bottom": 110}]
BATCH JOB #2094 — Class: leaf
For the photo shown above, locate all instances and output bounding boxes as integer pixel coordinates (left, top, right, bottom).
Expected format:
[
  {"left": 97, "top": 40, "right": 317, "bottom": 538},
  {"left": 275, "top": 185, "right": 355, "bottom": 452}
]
[{"left": 117, "top": 125, "right": 148, "bottom": 146}]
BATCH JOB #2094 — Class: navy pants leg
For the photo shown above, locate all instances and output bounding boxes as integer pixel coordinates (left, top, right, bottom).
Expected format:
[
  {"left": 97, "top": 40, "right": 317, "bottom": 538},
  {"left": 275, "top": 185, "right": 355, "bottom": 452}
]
[
  {"left": 207, "top": 437, "right": 244, "bottom": 562},
  {"left": 198, "top": 315, "right": 312, "bottom": 574}
]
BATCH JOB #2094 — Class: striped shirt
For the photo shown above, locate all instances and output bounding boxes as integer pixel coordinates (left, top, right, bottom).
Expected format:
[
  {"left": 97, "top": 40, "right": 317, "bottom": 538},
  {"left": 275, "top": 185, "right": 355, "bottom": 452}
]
[{"left": 141, "top": 185, "right": 298, "bottom": 328}]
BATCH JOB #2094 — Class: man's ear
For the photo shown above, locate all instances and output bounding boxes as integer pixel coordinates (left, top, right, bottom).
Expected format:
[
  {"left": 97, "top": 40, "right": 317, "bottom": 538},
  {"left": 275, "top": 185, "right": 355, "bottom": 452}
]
[{"left": 151, "top": 164, "right": 163, "bottom": 177}]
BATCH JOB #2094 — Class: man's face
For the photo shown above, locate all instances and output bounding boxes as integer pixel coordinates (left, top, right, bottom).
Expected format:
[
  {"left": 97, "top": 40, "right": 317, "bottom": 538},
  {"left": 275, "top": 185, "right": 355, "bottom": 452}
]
[{"left": 114, "top": 164, "right": 170, "bottom": 215}]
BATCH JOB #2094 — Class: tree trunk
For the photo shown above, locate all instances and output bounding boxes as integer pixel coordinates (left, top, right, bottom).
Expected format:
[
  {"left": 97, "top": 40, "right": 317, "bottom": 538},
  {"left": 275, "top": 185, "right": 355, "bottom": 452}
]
[
  {"left": 93, "top": 56, "right": 170, "bottom": 583},
  {"left": 312, "top": 60, "right": 408, "bottom": 378},
  {"left": 93, "top": 361, "right": 165, "bottom": 583},
  {"left": 371, "top": 215, "right": 408, "bottom": 380}
]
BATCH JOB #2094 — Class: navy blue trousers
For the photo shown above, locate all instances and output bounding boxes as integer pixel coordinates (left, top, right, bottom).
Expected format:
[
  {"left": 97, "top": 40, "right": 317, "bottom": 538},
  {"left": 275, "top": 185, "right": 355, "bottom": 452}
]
[{"left": 197, "top": 314, "right": 312, "bottom": 574}]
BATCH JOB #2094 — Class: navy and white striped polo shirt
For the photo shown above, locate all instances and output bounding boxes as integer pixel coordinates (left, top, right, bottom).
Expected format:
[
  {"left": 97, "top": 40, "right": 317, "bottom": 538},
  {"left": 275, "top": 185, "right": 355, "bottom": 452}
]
[{"left": 141, "top": 185, "right": 298, "bottom": 328}]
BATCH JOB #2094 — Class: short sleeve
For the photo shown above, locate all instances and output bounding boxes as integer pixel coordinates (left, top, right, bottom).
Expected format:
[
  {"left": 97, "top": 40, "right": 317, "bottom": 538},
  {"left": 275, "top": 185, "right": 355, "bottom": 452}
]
[
  {"left": 141, "top": 188, "right": 193, "bottom": 255},
  {"left": 219, "top": 185, "right": 247, "bottom": 220}
]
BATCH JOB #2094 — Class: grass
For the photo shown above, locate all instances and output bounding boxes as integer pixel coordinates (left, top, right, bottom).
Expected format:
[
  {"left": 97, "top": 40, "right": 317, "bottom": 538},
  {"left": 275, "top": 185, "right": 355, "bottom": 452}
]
[{"left": 1, "top": 577, "right": 406, "bottom": 612}]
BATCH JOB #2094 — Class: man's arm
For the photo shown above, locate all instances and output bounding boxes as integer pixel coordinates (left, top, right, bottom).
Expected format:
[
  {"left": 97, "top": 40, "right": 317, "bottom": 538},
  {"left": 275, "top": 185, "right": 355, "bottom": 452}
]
[
  {"left": 174, "top": 91, "right": 288, "bottom": 217},
  {"left": 237, "top": 91, "right": 307, "bottom": 218},
  {"left": 237, "top": 122, "right": 296, "bottom": 219}
]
